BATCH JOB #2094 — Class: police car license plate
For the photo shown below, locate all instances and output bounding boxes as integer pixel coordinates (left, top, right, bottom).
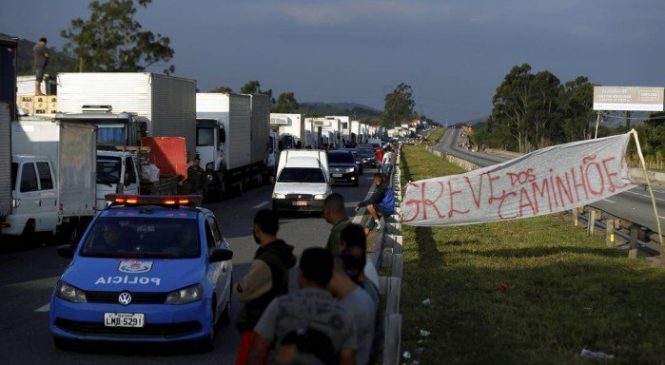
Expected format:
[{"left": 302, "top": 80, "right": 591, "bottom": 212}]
[
  {"left": 104, "top": 313, "right": 144, "bottom": 328},
  {"left": 332, "top": 173, "right": 343, "bottom": 178},
  {"left": 292, "top": 200, "right": 308, "bottom": 207}
]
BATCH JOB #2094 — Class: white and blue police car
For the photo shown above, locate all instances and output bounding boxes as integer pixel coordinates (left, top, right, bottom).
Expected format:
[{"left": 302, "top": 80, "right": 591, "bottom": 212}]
[{"left": 49, "top": 195, "right": 233, "bottom": 350}]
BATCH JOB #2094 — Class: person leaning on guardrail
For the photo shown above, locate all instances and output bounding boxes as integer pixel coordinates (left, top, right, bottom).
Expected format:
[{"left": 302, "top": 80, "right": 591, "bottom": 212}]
[{"left": 355, "top": 174, "right": 388, "bottom": 231}]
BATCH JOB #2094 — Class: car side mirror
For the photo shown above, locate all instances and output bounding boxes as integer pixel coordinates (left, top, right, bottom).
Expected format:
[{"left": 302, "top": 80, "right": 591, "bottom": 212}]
[
  {"left": 57, "top": 244, "right": 76, "bottom": 259},
  {"left": 210, "top": 248, "right": 233, "bottom": 262}
]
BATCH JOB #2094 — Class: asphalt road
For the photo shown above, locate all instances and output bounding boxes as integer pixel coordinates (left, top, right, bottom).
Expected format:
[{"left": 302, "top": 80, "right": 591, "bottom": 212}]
[
  {"left": 435, "top": 128, "right": 665, "bottom": 240},
  {"left": 0, "top": 168, "right": 377, "bottom": 364}
]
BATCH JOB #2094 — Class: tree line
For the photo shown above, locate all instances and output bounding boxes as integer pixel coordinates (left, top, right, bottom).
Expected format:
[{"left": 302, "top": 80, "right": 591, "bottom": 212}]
[{"left": 473, "top": 64, "right": 596, "bottom": 153}]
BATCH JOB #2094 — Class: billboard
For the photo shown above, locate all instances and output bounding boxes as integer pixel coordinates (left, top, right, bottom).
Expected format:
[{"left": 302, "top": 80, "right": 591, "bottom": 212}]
[{"left": 593, "top": 86, "right": 664, "bottom": 111}]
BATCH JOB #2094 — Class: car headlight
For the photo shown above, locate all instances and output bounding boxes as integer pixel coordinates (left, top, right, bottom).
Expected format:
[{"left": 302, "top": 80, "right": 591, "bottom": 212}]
[
  {"left": 346, "top": 167, "right": 355, "bottom": 173},
  {"left": 314, "top": 194, "right": 328, "bottom": 200},
  {"left": 273, "top": 193, "right": 286, "bottom": 199},
  {"left": 56, "top": 281, "right": 87, "bottom": 303},
  {"left": 165, "top": 284, "right": 202, "bottom": 305}
]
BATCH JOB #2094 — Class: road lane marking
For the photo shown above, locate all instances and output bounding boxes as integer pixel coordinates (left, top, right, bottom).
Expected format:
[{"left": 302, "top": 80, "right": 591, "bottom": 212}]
[
  {"left": 253, "top": 201, "right": 269, "bottom": 209},
  {"left": 35, "top": 304, "right": 50, "bottom": 312}
]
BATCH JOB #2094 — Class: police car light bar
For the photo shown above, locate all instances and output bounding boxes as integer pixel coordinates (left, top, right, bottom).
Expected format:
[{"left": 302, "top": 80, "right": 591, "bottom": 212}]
[{"left": 105, "top": 194, "right": 202, "bottom": 207}]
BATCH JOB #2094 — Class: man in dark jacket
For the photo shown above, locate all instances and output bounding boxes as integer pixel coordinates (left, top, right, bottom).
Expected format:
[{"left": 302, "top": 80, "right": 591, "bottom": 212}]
[
  {"left": 355, "top": 173, "right": 388, "bottom": 230},
  {"left": 235, "top": 209, "right": 297, "bottom": 365}
]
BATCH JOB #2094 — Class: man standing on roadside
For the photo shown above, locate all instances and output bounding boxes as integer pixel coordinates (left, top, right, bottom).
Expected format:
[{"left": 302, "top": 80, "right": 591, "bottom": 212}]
[
  {"left": 323, "top": 193, "right": 351, "bottom": 255},
  {"left": 249, "top": 247, "right": 357, "bottom": 365},
  {"left": 235, "top": 210, "right": 297, "bottom": 365},
  {"left": 33, "top": 37, "right": 48, "bottom": 96},
  {"left": 328, "top": 256, "right": 376, "bottom": 365},
  {"left": 374, "top": 147, "right": 384, "bottom": 174},
  {"left": 382, "top": 147, "right": 394, "bottom": 178}
]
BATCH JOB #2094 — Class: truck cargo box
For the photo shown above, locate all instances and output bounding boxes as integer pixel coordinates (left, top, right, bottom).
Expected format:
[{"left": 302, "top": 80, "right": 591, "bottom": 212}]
[
  {"left": 57, "top": 72, "right": 197, "bottom": 160},
  {"left": 248, "top": 94, "right": 270, "bottom": 165},
  {"left": 0, "top": 103, "right": 11, "bottom": 220},
  {"left": 196, "top": 93, "right": 251, "bottom": 170}
]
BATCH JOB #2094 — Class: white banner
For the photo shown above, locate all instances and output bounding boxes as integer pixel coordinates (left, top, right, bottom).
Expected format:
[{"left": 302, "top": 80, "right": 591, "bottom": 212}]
[{"left": 403, "top": 133, "right": 635, "bottom": 226}]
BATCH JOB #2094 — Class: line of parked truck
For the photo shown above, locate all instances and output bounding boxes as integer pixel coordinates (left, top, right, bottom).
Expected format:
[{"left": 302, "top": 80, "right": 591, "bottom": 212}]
[{"left": 0, "top": 35, "right": 383, "bottom": 243}]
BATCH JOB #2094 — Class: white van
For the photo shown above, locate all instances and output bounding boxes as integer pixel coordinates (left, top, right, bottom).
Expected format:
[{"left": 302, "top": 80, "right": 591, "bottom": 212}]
[{"left": 272, "top": 150, "right": 331, "bottom": 214}]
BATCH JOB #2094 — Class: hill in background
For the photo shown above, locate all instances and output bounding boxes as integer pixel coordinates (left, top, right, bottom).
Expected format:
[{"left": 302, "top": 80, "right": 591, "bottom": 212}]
[
  {"left": 1, "top": 32, "right": 77, "bottom": 76},
  {"left": 299, "top": 102, "right": 382, "bottom": 119}
]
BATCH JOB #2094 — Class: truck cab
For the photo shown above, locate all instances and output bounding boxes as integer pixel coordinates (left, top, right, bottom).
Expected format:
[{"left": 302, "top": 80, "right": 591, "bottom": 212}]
[
  {"left": 96, "top": 150, "right": 140, "bottom": 210},
  {"left": 196, "top": 119, "right": 225, "bottom": 173}
]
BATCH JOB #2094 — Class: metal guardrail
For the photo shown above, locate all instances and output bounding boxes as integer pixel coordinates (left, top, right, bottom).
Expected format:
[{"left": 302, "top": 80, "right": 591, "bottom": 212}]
[{"left": 351, "top": 148, "right": 404, "bottom": 365}]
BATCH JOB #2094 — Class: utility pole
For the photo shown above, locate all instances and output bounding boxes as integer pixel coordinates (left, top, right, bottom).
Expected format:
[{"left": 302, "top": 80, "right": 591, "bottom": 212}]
[{"left": 626, "top": 110, "right": 631, "bottom": 130}]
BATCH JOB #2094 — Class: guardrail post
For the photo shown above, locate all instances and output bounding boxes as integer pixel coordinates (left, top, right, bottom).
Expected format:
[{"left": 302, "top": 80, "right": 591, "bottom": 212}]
[
  {"left": 391, "top": 253, "right": 403, "bottom": 278},
  {"left": 629, "top": 224, "right": 640, "bottom": 258},
  {"left": 605, "top": 219, "right": 616, "bottom": 247},
  {"left": 383, "top": 313, "right": 402, "bottom": 365},
  {"left": 573, "top": 207, "right": 580, "bottom": 227},
  {"left": 587, "top": 209, "right": 597, "bottom": 236}
]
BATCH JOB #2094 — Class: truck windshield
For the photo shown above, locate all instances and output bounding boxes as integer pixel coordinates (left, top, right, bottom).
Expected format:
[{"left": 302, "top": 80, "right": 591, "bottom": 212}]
[
  {"left": 197, "top": 128, "right": 215, "bottom": 146},
  {"left": 278, "top": 168, "right": 325, "bottom": 183},
  {"left": 80, "top": 217, "right": 201, "bottom": 259},
  {"left": 97, "top": 157, "right": 121, "bottom": 185},
  {"left": 97, "top": 124, "right": 128, "bottom": 146}
]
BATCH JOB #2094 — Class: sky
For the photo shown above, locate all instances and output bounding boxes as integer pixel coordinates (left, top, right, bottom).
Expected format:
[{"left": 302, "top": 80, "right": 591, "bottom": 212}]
[{"left": 2, "top": 0, "right": 665, "bottom": 123}]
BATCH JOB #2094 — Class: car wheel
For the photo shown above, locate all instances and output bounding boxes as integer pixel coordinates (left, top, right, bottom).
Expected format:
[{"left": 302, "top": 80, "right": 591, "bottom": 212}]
[
  {"left": 220, "top": 289, "right": 232, "bottom": 327},
  {"left": 197, "top": 303, "right": 216, "bottom": 352}
]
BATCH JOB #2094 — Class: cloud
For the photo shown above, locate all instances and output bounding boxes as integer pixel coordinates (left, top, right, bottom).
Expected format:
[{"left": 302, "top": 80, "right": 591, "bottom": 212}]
[{"left": 278, "top": 0, "right": 450, "bottom": 26}]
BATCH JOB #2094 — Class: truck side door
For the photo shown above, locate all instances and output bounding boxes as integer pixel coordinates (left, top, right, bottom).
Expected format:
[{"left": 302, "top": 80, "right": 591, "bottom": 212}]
[
  {"left": 35, "top": 161, "right": 57, "bottom": 231},
  {"left": 14, "top": 162, "right": 41, "bottom": 232}
]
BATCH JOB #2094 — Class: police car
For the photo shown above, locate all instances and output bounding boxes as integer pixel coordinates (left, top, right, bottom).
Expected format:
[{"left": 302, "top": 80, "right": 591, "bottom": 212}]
[{"left": 49, "top": 195, "right": 233, "bottom": 350}]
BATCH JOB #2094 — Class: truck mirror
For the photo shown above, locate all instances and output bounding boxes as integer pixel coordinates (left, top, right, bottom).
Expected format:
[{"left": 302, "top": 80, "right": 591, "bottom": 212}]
[
  {"left": 116, "top": 182, "right": 125, "bottom": 194},
  {"left": 219, "top": 128, "right": 226, "bottom": 143}
]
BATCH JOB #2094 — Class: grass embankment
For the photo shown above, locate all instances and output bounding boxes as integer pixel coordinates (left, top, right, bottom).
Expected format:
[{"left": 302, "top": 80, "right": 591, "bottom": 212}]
[
  {"left": 399, "top": 144, "right": 665, "bottom": 364},
  {"left": 424, "top": 127, "right": 445, "bottom": 145}
]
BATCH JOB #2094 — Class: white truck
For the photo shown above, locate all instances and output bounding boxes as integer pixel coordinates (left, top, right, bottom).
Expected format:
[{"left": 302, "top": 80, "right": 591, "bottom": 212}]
[
  {"left": 270, "top": 113, "right": 318, "bottom": 149},
  {"left": 196, "top": 93, "right": 270, "bottom": 197},
  {"left": 12, "top": 117, "right": 142, "bottom": 212},
  {"left": 2, "top": 120, "right": 97, "bottom": 242},
  {"left": 57, "top": 72, "right": 197, "bottom": 161},
  {"left": 272, "top": 150, "right": 331, "bottom": 214}
]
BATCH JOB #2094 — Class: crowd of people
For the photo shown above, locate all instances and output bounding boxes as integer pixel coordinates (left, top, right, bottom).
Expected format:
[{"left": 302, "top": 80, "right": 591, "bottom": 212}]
[{"left": 234, "top": 157, "right": 397, "bottom": 365}]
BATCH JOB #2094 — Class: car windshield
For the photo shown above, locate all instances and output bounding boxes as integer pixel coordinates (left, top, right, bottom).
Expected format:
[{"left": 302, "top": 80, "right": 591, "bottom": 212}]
[
  {"left": 328, "top": 153, "right": 355, "bottom": 164},
  {"left": 97, "top": 157, "right": 121, "bottom": 185},
  {"left": 278, "top": 168, "right": 326, "bottom": 183},
  {"left": 79, "top": 217, "right": 201, "bottom": 259},
  {"left": 358, "top": 148, "right": 374, "bottom": 157}
]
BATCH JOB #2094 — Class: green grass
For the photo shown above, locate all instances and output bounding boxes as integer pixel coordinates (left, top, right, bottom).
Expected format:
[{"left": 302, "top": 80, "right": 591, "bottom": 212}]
[
  {"left": 424, "top": 127, "right": 445, "bottom": 145},
  {"left": 399, "top": 144, "right": 665, "bottom": 364}
]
